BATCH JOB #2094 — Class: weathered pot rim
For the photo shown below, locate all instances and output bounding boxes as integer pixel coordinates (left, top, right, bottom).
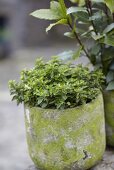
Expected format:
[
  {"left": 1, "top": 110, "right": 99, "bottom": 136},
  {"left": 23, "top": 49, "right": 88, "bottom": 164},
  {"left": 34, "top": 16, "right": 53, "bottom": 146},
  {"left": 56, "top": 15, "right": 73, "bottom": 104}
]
[{"left": 24, "top": 91, "right": 103, "bottom": 112}]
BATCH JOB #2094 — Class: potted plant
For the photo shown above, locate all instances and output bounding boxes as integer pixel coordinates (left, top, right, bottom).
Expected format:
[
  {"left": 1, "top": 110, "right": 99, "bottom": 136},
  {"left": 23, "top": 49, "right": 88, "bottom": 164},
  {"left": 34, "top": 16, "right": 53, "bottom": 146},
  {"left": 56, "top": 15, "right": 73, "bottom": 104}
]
[
  {"left": 9, "top": 57, "right": 105, "bottom": 170},
  {"left": 30, "top": 0, "right": 114, "bottom": 146}
]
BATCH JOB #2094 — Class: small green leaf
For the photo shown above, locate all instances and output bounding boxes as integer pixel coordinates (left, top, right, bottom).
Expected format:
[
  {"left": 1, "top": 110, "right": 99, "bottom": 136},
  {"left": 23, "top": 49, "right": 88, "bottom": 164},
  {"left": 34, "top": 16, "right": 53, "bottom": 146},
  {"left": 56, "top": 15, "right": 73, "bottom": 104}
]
[
  {"left": 104, "top": 35, "right": 114, "bottom": 46},
  {"left": 103, "top": 23, "right": 114, "bottom": 34},
  {"left": 58, "top": 0, "right": 67, "bottom": 17},
  {"left": 106, "top": 81, "right": 114, "bottom": 90},
  {"left": 30, "top": 1, "right": 65, "bottom": 21},
  {"left": 90, "top": 44, "right": 101, "bottom": 56},
  {"left": 41, "top": 102, "right": 48, "bottom": 108},
  {"left": 72, "top": 46, "right": 82, "bottom": 59},
  {"left": 110, "top": 62, "right": 114, "bottom": 70},
  {"left": 50, "top": 1, "right": 60, "bottom": 10},
  {"left": 106, "top": 71, "right": 114, "bottom": 83},
  {"left": 74, "top": 11, "right": 90, "bottom": 23},
  {"left": 67, "top": 7, "right": 87, "bottom": 15},
  {"left": 81, "top": 29, "right": 93, "bottom": 37},
  {"left": 30, "top": 9, "right": 62, "bottom": 20},
  {"left": 57, "top": 47, "right": 82, "bottom": 61},
  {"left": 89, "top": 11, "right": 105, "bottom": 21},
  {"left": 92, "top": 34, "right": 104, "bottom": 40},
  {"left": 102, "top": 47, "right": 114, "bottom": 74},
  {"left": 37, "top": 97, "right": 44, "bottom": 105},
  {"left": 102, "top": 47, "right": 114, "bottom": 62},
  {"left": 104, "top": 0, "right": 114, "bottom": 13},
  {"left": 64, "top": 31, "right": 75, "bottom": 38},
  {"left": 46, "top": 19, "right": 68, "bottom": 32},
  {"left": 12, "top": 96, "right": 17, "bottom": 101}
]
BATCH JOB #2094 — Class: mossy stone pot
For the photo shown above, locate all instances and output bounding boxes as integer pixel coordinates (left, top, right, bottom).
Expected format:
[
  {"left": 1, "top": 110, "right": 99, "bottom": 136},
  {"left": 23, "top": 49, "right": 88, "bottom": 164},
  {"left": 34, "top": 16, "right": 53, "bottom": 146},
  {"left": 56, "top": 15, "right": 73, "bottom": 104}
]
[
  {"left": 24, "top": 93, "right": 106, "bottom": 170},
  {"left": 103, "top": 90, "right": 114, "bottom": 146}
]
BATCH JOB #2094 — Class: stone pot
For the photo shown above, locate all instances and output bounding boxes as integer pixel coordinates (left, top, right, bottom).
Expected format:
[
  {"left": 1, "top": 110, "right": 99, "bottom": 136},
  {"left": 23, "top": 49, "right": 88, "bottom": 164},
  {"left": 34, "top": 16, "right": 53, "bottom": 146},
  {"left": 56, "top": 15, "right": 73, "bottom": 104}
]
[
  {"left": 103, "top": 90, "right": 114, "bottom": 147},
  {"left": 24, "top": 93, "right": 106, "bottom": 170}
]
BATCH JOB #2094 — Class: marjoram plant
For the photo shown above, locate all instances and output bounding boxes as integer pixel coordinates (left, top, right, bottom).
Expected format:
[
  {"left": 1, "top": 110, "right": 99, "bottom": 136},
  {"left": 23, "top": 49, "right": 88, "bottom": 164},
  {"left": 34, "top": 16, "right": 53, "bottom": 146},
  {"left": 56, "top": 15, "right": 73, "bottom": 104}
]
[
  {"left": 30, "top": 0, "right": 114, "bottom": 90},
  {"left": 9, "top": 58, "right": 104, "bottom": 109}
]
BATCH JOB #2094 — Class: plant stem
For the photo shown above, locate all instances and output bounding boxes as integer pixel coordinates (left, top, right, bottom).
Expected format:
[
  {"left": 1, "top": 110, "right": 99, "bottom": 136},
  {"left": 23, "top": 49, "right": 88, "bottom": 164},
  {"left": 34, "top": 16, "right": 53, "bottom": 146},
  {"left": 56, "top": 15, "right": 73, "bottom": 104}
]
[
  {"left": 85, "top": 0, "right": 105, "bottom": 66},
  {"left": 104, "top": 4, "right": 110, "bottom": 24},
  {"left": 113, "top": 13, "right": 114, "bottom": 22},
  {"left": 68, "top": 21, "right": 90, "bottom": 59},
  {"left": 85, "top": 0, "right": 98, "bottom": 35}
]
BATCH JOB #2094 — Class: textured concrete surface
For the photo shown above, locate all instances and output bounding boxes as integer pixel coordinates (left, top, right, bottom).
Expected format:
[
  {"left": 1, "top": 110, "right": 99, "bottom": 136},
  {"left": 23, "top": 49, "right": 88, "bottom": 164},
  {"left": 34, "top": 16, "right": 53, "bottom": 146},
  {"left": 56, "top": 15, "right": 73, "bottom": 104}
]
[
  {"left": 0, "top": 45, "right": 113, "bottom": 170},
  {"left": 0, "top": 101, "right": 32, "bottom": 170}
]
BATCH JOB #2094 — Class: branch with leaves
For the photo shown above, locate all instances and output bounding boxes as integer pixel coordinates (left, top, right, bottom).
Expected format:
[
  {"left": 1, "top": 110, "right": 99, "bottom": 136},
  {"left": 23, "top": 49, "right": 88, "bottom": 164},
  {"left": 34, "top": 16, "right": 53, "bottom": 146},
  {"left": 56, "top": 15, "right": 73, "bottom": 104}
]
[{"left": 30, "top": 0, "right": 114, "bottom": 90}]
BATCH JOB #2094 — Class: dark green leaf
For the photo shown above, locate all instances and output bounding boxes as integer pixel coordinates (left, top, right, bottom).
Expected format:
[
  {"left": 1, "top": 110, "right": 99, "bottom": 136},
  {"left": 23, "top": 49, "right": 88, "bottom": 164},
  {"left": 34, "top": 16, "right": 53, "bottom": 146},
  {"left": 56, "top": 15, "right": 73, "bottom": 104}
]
[
  {"left": 106, "top": 71, "right": 114, "bottom": 83},
  {"left": 37, "top": 97, "right": 44, "bottom": 105},
  {"left": 110, "top": 62, "right": 114, "bottom": 70},
  {"left": 104, "top": 35, "right": 114, "bottom": 46},
  {"left": 74, "top": 11, "right": 90, "bottom": 23},
  {"left": 41, "top": 102, "right": 48, "bottom": 108},
  {"left": 89, "top": 11, "right": 105, "bottom": 21},
  {"left": 106, "top": 81, "right": 114, "bottom": 90},
  {"left": 103, "top": 23, "right": 114, "bottom": 34},
  {"left": 90, "top": 44, "right": 101, "bottom": 55}
]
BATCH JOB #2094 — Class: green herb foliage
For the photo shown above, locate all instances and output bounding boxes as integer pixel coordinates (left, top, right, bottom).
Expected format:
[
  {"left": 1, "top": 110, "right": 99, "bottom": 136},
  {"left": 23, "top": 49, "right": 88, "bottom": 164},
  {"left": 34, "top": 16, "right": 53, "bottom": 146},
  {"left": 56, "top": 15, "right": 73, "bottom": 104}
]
[{"left": 9, "top": 58, "right": 104, "bottom": 109}]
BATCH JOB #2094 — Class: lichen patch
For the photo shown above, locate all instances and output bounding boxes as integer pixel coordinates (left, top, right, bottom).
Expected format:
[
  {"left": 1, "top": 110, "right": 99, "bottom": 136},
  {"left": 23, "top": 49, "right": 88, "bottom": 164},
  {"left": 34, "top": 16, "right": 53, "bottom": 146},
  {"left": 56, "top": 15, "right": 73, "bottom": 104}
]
[{"left": 25, "top": 109, "right": 30, "bottom": 123}]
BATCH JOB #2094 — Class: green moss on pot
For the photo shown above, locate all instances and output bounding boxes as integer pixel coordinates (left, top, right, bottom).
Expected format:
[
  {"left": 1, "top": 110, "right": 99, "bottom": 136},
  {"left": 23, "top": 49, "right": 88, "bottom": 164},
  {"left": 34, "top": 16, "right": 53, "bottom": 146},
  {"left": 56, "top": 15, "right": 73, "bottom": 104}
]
[
  {"left": 103, "top": 90, "right": 114, "bottom": 147},
  {"left": 25, "top": 93, "right": 106, "bottom": 170}
]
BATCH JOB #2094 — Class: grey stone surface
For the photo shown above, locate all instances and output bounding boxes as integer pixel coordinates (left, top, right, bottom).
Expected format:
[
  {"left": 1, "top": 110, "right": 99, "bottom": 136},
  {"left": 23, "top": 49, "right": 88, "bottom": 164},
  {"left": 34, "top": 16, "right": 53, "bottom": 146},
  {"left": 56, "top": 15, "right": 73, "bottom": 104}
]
[
  {"left": 92, "top": 149, "right": 114, "bottom": 170},
  {"left": 25, "top": 166, "right": 38, "bottom": 170}
]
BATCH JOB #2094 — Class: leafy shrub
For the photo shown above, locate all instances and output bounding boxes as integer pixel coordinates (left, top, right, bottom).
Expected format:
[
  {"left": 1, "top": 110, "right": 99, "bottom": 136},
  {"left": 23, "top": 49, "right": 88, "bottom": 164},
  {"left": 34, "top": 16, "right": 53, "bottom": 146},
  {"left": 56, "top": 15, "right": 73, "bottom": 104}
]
[
  {"left": 9, "top": 58, "right": 104, "bottom": 109},
  {"left": 30, "top": 0, "right": 114, "bottom": 90}
]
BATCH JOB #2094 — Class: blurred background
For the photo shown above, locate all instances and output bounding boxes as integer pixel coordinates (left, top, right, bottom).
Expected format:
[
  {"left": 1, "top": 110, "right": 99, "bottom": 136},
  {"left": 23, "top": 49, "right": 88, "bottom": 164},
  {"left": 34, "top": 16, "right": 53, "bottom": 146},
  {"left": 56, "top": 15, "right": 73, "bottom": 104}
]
[{"left": 0, "top": 1, "right": 78, "bottom": 170}]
